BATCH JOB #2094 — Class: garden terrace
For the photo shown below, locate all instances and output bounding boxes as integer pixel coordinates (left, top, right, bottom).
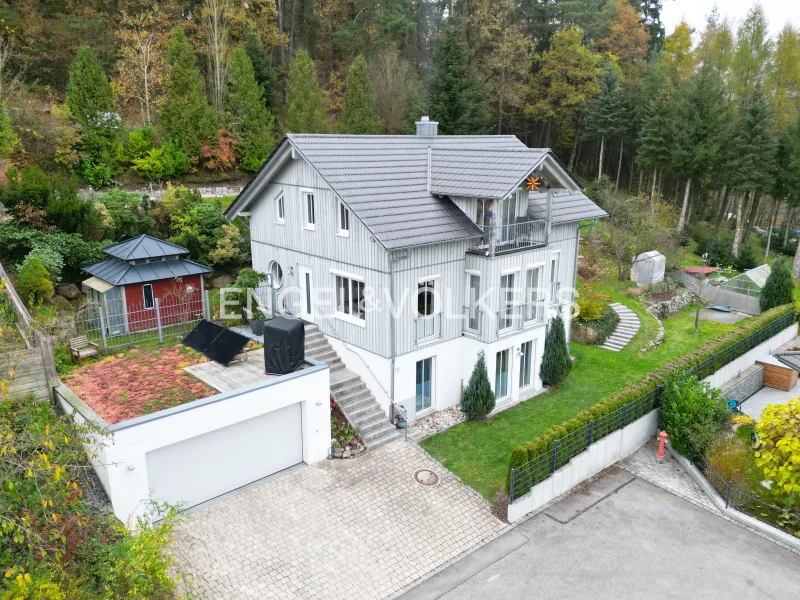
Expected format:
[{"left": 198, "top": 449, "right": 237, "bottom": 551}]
[{"left": 62, "top": 344, "right": 217, "bottom": 424}]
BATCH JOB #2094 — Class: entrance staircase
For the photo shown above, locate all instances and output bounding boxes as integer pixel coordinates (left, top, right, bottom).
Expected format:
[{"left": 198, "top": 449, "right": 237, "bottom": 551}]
[
  {"left": 304, "top": 323, "right": 400, "bottom": 449},
  {"left": 599, "top": 302, "right": 641, "bottom": 352}
]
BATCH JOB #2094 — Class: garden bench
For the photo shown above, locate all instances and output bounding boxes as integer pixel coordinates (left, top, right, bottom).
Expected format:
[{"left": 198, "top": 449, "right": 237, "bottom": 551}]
[{"left": 69, "top": 335, "right": 99, "bottom": 365}]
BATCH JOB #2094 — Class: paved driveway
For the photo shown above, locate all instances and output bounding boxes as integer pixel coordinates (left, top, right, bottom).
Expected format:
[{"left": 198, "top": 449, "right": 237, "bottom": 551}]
[
  {"left": 406, "top": 472, "right": 800, "bottom": 600},
  {"left": 176, "top": 440, "right": 505, "bottom": 599}
]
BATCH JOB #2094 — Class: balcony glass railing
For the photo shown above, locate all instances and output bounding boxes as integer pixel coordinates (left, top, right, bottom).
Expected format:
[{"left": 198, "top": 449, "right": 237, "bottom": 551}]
[
  {"left": 497, "top": 301, "right": 547, "bottom": 335},
  {"left": 415, "top": 313, "right": 441, "bottom": 343},
  {"left": 473, "top": 218, "right": 547, "bottom": 255}
]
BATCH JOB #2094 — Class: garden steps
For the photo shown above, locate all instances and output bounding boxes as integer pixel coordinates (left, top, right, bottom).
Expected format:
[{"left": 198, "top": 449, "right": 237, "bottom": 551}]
[
  {"left": 304, "top": 323, "right": 401, "bottom": 449},
  {"left": 599, "top": 303, "right": 641, "bottom": 352}
]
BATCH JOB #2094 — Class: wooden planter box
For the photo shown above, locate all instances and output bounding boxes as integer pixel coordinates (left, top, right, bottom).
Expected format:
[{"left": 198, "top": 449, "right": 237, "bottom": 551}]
[{"left": 755, "top": 360, "right": 798, "bottom": 391}]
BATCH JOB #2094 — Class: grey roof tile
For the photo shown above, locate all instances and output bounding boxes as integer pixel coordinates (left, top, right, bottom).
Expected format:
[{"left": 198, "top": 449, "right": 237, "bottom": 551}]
[
  {"left": 528, "top": 190, "right": 608, "bottom": 224},
  {"left": 103, "top": 234, "right": 191, "bottom": 260},
  {"left": 84, "top": 257, "right": 212, "bottom": 286}
]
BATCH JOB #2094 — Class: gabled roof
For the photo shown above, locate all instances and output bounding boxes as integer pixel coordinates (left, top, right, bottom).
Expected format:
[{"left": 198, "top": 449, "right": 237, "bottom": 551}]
[
  {"left": 103, "top": 234, "right": 190, "bottom": 261},
  {"left": 429, "top": 148, "right": 549, "bottom": 198},
  {"left": 83, "top": 257, "right": 212, "bottom": 286},
  {"left": 227, "top": 133, "right": 605, "bottom": 249},
  {"left": 528, "top": 190, "right": 609, "bottom": 224}
]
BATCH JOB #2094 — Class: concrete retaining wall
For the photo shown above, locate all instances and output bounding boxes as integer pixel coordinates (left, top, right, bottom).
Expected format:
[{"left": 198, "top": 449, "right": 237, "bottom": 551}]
[{"left": 720, "top": 364, "right": 764, "bottom": 402}]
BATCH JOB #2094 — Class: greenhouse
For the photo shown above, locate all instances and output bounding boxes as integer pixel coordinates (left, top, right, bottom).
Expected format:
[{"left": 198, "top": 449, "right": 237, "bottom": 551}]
[{"left": 719, "top": 264, "right": 771, "bottom": 299}]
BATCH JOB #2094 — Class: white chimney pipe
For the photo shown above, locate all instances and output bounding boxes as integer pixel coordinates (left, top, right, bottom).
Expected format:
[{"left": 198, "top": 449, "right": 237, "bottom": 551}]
[{"left": 416, "top": 116, "right": 439, "bottom": 136}]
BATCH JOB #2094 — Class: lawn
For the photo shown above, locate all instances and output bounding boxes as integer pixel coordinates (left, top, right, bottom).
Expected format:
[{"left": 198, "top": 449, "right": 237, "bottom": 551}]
[
  {"left": 64, "top": 344, "right": 216, "bottom": 424},
  {"left": 420, "top": 278, "right": 744, "bottom": 501}
]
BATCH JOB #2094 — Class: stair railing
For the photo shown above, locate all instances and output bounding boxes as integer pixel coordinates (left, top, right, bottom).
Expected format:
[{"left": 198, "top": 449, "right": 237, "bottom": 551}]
[{"left": 311, "top": 303, "right": 407, "bottom": 442}]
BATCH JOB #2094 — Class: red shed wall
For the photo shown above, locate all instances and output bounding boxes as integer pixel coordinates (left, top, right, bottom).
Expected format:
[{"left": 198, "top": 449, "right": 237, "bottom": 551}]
[{"left": 123, "top": 275, "right": 205, "bottom": 332}]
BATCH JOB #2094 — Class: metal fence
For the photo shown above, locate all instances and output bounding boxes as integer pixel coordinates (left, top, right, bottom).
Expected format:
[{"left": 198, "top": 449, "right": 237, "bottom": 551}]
[
  {"left": 509, "top": 308, "right": 797, "bottom": 503},
  {"left": 689, "top": 445, "right": 800, "bottom": 536},
  {"left": 73, "top": 291, "right": 210, "bottom": 351},
  {"left": 509, "top": 389, "right": 661, "bottom": 501}
]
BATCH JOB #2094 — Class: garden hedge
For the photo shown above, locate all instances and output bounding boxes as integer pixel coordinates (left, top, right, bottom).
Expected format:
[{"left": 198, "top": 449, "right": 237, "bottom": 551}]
[{"left": 506, "top": 304, "right": 797, "bottom": 497}]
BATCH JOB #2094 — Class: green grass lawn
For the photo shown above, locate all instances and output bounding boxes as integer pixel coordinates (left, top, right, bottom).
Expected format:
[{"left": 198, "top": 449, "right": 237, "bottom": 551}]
[{"left": 420, "top": 279, "right": 745, "bottom": 501}]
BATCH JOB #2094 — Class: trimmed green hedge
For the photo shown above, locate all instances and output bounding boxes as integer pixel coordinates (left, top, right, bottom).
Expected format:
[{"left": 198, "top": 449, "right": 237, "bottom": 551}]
[{"left": 506, "top": 304, "right": 796, "bottom": 496}]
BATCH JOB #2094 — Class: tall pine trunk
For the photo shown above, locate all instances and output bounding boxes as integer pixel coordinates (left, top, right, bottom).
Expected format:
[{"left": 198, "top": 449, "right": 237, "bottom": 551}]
[
  {"left": 783, "top": 206, "right": 794, "bottom": 247},
  {"left": 276, "top": 0, "right": 285, "bottom": 65},
  {"left": 597, "top": 135, "right": 605, "bottom": 180},
  {"left": 732, "top": 192, "right": 747, "bottom": 258},
  {"left": 677, "top": 178, "right": 691, "bottom": 233},
  {"left": 765, "top": 200, "right": 778, "bottom": 261},
  {"left": 742, "top": 190, "right": 762, "bottom": 246},
  {"left": 614, "top": 139, "right": 624, "bottom": 197},
  {"left": 567, "top": 129, "right": 580, "bottom": 171},
  {"left": 714, "top": 185, "right": 730, "bottom": 232},
  {"left": 650, "top": 166, "right": 658, "bottom": 217}
]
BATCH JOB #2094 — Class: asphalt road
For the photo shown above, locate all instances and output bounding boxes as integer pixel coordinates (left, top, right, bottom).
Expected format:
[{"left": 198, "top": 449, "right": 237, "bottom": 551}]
[{"left": 401, "top": 472, "right": 800, "bottom": 600}]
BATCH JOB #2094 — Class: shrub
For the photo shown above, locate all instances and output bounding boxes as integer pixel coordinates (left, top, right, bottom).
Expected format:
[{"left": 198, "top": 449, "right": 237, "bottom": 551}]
[
  {"left": 706, "top": 436, "right": 752, "bottom": 489},
  {"left": 582, "top": 304, "right": 620, "bottom": 345},
  {"left": 648, "top": 276, "right": 680, "bottom": 296},
  {"left": 125, "top": 125, "right": 156, "bottom": 162},
  {"left": 760, "top": 258, "right": 794, "bottom": 312},
  {"left": 506, "top": 445, "right": 530, "bottom": 496},
  {"left": 232, "top": 268, "right": 269, "bottom": 317},
  {"left": 735, "top": 244, "right": 759, "bottom": 271},
  {"left": 17, "top": 256, "right": 54, "bottom": 305},
  {"left": 702, "top": 237, "right": 735, "bottom": 268},
  {"left": 540, "top": 315, "right": 572, "bottom": 386},
  {"left": 82, "top": 159, "right": 113, "bottom": 187},
  {"left": 754, "top": 397, "right": 800, "bottom": 506},
  {"left": 19, "top": 247, "right": 64, "bottom": 283},
  {"left": 659, "top": 374, "right": 728, "bottom": 457},
  {"left": 576, "top": 296, "right": 604, "bottom": 321},
  {"left": 461, "top": 351, "right": 496, "bottom": 420},
  {"left": 132, "top": 138, "right": 191, "bottom": 180}
]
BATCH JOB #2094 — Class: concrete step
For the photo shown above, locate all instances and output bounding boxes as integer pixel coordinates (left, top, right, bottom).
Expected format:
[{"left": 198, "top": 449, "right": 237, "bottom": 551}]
[
  {"left": 363, "top": 424, "right": 401, "bottom": 447},
  {"left": 331, "top": 375, "right": 361, "bottom": 394},
  {"left": 305, "top": 338, "right": 330, "bottom": 351},
  {"left": 339, "top": 395, "right": 374, "bottom": 415},
  {"left": 360, "top": 418, "right": 395, "bottom": 439},
  {"left": 334, "top": 381, "right": 367, "bottom": 399},
  {"left": 353, "top": 410, "right": 386, "bottom": 430}
]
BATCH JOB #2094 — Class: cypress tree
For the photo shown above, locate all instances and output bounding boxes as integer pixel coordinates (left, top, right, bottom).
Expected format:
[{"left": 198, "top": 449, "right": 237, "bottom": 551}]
[
  {"left": 760, "top": 259, "right": 794, "bottom": 311},
  {"left": 285, "top": 49, "right": 330, "bottom": 133},
  {"left": 461, "top": 351, "right": 496, "bottom": 420},
  {"left": 66, "top": 46, "right": 121, "bottom": 183},
  {"left": 244, "top": 30, "right": 278, "bottom": 112},
  {"left": 0, "top": 102, "right": 18, "bottom": 158},
  {"left": 429, "top": 21, "right": 491, "bottom": 135},
  {"left": 540, "top": 315, "right": 572, "bottom": 386},
  {"left": 341, "top": 55, "right": 381, "bottom": 134},
  {"left": 226, "top": 47, "right": 278, "bottom": 172},
  {"left": 160, "top": 28, "right": 218, "bottom": 159}
]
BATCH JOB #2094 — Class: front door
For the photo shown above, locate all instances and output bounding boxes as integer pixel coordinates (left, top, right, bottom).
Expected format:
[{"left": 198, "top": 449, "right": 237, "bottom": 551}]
[{"left": 298, "top": 266, "right": 314, "bottom": 322}]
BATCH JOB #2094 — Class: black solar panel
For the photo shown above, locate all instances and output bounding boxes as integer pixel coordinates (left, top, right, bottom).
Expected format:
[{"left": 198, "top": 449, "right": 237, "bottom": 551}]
[
  {"left": 183, "top": 320, "right": 223, "bottom": 354},
  {"left": 183, "top": 320, "right": 250, "bottom": 366}
]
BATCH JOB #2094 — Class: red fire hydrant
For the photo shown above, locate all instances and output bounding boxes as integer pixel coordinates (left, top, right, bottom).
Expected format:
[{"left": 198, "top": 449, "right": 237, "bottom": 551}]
[{"left": 656, "top": 430, "right": 668, "bottom": 464}]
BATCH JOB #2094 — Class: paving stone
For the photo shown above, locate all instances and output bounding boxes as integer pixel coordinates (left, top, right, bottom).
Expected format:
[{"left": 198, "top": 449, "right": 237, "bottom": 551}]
[{"left": 175, "top": 441, "right": 506, "bottom": 600}]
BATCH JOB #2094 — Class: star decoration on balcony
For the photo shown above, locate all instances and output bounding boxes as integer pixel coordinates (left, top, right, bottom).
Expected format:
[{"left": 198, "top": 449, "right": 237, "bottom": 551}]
[{"left": 526, "top": 175, "right": 543, "bottom": 191}]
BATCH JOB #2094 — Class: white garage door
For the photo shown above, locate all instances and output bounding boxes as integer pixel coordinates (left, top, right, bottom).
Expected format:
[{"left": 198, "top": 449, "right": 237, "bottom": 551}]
[{"left": 146, "top": 403, "right": 303, "bottom": 509}]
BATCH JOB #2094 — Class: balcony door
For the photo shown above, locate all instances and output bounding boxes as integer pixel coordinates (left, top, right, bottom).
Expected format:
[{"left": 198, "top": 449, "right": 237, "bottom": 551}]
[
  {"left": 495, "top": 349, "right": 510, "bottom": 400},
  {"left": 498, "top": 192, "right": 518, "bottom": 243},
  {"left": 417, "top": 279, "right": 436, "bottom": 340},
  {"left": 415, "top": 357, "right": 433, "bottom": 413},
  {"left": 499, "top": 272, "right": 516, "bottom": 330}
]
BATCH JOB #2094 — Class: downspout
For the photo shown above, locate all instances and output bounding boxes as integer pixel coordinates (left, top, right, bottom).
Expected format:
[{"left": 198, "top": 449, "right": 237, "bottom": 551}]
[{"left": 390, "top": 254, "right": 396, "bottom": 407}]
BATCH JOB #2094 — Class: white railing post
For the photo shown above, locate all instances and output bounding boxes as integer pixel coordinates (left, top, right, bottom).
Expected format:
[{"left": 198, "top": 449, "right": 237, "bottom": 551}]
[
  {"left": 155, "top": 297, "right": 163, "bottom": 343},
  {"left": 204, "top": 289, "right": 211, "bottom": 320},
  {"left": 98, "top": 306, "right": 108, "bottom": 352}
]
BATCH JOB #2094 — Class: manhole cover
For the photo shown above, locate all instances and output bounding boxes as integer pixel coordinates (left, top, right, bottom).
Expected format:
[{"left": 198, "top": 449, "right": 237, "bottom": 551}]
[{"left": 414, "top": 469, "right": 440, "bottom": 486}]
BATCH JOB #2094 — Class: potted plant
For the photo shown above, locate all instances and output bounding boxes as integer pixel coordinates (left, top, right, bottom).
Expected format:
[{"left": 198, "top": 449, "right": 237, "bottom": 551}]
[
  {"left": 247, "top": 307, "right": 267, "bottom": 336},
  {"left": 233, "top": 268, "right": 269, "bottom": 332}
]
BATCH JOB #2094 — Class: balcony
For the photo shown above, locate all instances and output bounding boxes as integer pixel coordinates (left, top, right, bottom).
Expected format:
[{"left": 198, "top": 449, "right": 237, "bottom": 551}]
[
  {"left": 415, "top": 313, "right": 442, "bottom": 344},
  {"left": 471, "top": 218, "right": 547, "bottom": 256},
  {"left": 496, "top": 301, "right": 547, "bottom": 336}
]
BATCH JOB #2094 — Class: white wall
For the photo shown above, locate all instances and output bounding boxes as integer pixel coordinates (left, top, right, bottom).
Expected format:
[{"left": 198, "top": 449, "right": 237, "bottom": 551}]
[
  {"left": 58, "top": 363, "right": 330, "bottom": 526},
  {"left": 507, "top": 409, "right": 659, "bottom": 523}
]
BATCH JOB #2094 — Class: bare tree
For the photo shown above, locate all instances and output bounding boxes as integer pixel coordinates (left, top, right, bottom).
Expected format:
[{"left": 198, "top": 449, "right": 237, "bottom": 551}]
[
  {"left": 203, "top": 0, "right": 231, "bottom": 115},
  {"left": 370, "top": 52, "right": 420, "bottom": 134}
]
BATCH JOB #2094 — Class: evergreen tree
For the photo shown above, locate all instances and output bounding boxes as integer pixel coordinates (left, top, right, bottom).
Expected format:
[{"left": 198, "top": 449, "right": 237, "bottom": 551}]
[
  {"left": 730, "top": 92, "right": 775, "bottom": 199},
  {"left": 540, "top": 315, "right": 572, "bottom": 386},
  {"left": 66, "top": 46, "right": 121, "bottom": 183},
  {"left": 160, "top": 28, "right": 218, "bottom": 159},
  {"left": 429, "top": 21, "right": 491, "bottom": 135},
  {"left": 226, "top": 47, "right": 277, "bottom": 172},
  {"left": 244, "top": 30, "right": 278, "bottom": 112},
  {"left": 636, "top": 90, "right": 673, "bottom": 195},
  {"left": 461, "top": 351, "right": 495, "bottom": 420},
  {"left": 760, "top": 259, "right": 794, "bottom": 311},
  {"left": 285, "top": 49, "right": 330, "bottom": 133},
  {"left": 0, "top": 103, "right": 18, "bottom": 158},
  {"left": 584, "top": 64, "right": 625, "bottom": 180},
  {"left": 17, "top": 256, "right": 53, "bottom": 305},
  {"left": 341, "top": 55, "right": 381, "bottom": 135}
]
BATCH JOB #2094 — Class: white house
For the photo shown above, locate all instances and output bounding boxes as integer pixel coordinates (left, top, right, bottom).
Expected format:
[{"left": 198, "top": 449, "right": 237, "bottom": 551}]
[{"left": 226, "top": 118, "right": 606, "bottom": 444}]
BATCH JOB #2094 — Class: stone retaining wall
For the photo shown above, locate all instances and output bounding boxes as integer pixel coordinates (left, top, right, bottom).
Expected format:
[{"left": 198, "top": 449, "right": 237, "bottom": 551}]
[{"left": 720, "top": 364, "right": 764, "bottom": 402}]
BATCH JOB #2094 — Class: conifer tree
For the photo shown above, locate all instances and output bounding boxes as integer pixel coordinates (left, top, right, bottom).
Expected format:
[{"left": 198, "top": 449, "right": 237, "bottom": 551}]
[
  {"left": 429, "top": 21, "right": 491, "bottom": 135},
  {"left": 66, "top": 46, "right": 121, "bottom": 183},
  {"left": 461, "top": 351, "right": 495, "bottom": 420},
  {"left": 584, "top": 64, "right": 625, "bottom": 180},
  {"left": 285, "top": 49, "right": 330, "bottom": 133},
  {"left": 244, "top": 30, "right": 278, "bottom": 112},
  {"left": 226, "top": 47, "right": 277, "bottom": 172},
  {"left": 160, "top": 28, "right": 218, "bottom": 159},
  {"left": 760, "top": 258, "right": 794, "bottom": 311},
  {"left": 0, "top": 103, "right": 18, "bottom": 158},
  {"left": 341, "top": 55, "right": 381, "bottom": 134},
  {"left": 540, "top": 315, "right": 572, "bottom": 386}
]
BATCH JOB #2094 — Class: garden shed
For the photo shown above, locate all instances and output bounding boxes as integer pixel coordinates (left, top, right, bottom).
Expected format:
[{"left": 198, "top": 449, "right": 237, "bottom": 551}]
[{"left": 630, "top": 251, "right": 665, "bottom": 285}]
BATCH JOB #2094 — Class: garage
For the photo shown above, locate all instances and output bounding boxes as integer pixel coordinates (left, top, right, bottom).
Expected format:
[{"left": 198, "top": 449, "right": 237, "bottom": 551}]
[{"left": 145, "top": 402, "right": 304, "bottom": 509}]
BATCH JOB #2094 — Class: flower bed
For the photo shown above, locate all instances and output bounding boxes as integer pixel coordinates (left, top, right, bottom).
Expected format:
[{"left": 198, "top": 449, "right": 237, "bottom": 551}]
[{"left": 64, "top": 344, "right": 216, "bottom": 424}]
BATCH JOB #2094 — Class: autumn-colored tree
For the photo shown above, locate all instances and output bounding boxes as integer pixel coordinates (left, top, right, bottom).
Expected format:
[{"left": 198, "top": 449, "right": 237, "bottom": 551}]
[
  {"left": 202, "top": 0, "right": 231, "bottom": 115},
  {"left": 341, "top": 55, "right": 381, "bottom": 134},
  {"left": 660, "top": 21, "right": 696, "bottom": 88},
  {"left": 285, "top": 49, "right": 330, "bottom": 133},
  {"left": 597, "top": 0, "right": 649, "bottom": 80},
  {"left": 527, "top": 27, "right": 603, "bottom": 168}
]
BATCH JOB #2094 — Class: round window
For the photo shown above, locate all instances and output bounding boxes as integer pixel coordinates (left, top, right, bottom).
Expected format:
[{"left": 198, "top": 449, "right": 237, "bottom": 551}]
[{"left": 270, "top": 261, "right": 283, "bottom": 288}]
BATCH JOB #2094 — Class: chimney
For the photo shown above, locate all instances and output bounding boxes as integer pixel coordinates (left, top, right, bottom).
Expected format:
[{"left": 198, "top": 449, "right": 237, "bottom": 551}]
[{"left": 416, "top": 116, "right": 439, "bottom": 137}]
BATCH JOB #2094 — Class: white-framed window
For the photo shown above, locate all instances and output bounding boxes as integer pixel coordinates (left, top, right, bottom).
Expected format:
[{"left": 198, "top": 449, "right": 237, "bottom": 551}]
[
  {"left": 416, "top": 357, "right": 434, "bottom": 413},
  {"left": 466, "top": 272, "right": 481, "bottom": 331},
  {"left": 335, "top": 274, "right": 365, "bottom": 321},
  {"left": 519, "top": 340, "right": 533, "bottom": 389},
  {"left": 303, "top": 190, "right": 316, "bottom": 229},
  {"left": 550, "top": 253, "right": 560, "bottom": 304},
  {"left": 499, "top": 272, "right": 516, "bottom": 330},
  {"left": 495, "top": 348, "right": 510, "bottom": 400},
  {"left": 524, "top": 266, "right": 543, "bottom": 323},
  {"left": 275, "top": 194, "right": 285, "bottom": 223},
  {"left": 142, "top": 284, "right": 154, "bottom": 310},
  {"left": 338, "top": 200, "right": 350, "bottom": 236}
]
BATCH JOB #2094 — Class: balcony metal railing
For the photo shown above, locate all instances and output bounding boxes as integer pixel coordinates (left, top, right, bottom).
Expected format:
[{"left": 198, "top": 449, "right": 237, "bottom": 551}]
[
  {"left": 473, "top": 218, "right": 547, "bottom": 255},
  {"left": 415, "top": 313, "right": 441, "bottom": 344},
  {"left": 497, "top": 301, "right": 547, "bottom": 335}
]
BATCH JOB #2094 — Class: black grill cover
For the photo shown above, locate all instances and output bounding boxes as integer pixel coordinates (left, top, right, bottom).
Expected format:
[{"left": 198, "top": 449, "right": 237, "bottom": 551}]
[{"left": 263, "top": 317, "right": 305, "bottom": 374}]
